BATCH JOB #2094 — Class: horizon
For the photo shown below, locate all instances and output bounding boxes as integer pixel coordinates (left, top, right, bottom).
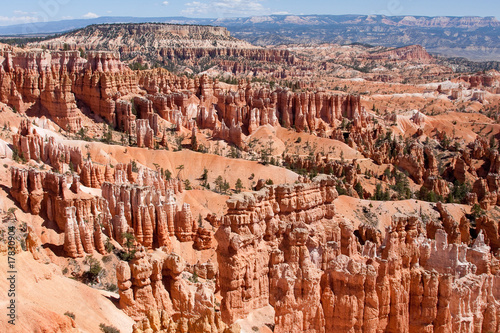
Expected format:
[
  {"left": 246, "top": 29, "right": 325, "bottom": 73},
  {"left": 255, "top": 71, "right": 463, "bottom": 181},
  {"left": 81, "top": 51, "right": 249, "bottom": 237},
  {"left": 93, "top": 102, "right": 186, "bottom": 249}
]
[
  {"left": 0, "top": 13, "right": 498, "bottom": 32},
  {"left": 1, "top": 0, "right": 498, "bottom": 27}
]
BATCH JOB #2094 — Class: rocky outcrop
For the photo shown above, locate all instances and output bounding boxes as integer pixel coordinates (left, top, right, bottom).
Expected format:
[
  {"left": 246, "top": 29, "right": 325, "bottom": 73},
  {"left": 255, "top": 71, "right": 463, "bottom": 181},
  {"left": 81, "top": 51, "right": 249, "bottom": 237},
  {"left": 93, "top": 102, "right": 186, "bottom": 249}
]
[
  {"left": 475, "top": 216, "right": 500, "bottom": 252},
  {"left": 460, "top": 74, "right": 498, "bottom": 88},
  {"left": 136, "top": 119, "right": 155, "bottom": 149},
  {"left": 80, "top": 160, "right": 104, "bottom": 188},
  {"left": 194, "top": 228, "right": 213, "bottom": 251},
  {"left": 102, "top": 182, "right": 171, "bottom": 250},
  {"left": 116, "top": 99, "right": 137, "bottom": 133},
  {"left": 10, "top": 167, "right": 107, "bottom": 257},
  {"left": 102, "top": 174, "right": 207, "bottom": 250},
  {"left": 26, "top": 225, "right": 41, "bottom": 260},
  {"left": 213, "top": 120, "right": 243, "bottom": 148},
  {"left": 63, "top": 205, "right": 105, "bottom": 258},
  {"left": 10, "top": 167, "right": 100, "bottom": 231},
  {"left": 0, "top": 50, "right": 138, "bottom": 131},
  {"left": 367, "top": 45, "right": 435, "bottom": 63},
  {"left": 216, "top": 175, "right": 338, "bottom": 324},
  {"left": 190, "top": 260, "right": 217, "bottom": 280},
  {"left": 218, "top": 84, "right": 362, "bottom": 134},
  {"left": 216, "top": 177, "right": 500, "bottom": 333},
  {"left": 35, "top": 23, "right": 301, "bottom": 76},
  {"left": 12, "top": 119, "right": 83, "bottom": 172},
  {"left": 10, "top": 160, "right": 210, "bottom": 259},
  {"left": 117, "top": 247, "right": 226, "bottom": 332},
  {"left": 396, "top": 142, "right": 426, "bottom": 184}
]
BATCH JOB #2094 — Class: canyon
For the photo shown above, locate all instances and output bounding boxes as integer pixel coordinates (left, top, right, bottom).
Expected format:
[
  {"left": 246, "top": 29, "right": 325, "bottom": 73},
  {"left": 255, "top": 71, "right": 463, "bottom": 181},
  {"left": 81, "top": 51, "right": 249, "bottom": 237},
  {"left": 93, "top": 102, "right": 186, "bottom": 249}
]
[{"left": 0, "top": 21, "right": 499, "bottom": 333}]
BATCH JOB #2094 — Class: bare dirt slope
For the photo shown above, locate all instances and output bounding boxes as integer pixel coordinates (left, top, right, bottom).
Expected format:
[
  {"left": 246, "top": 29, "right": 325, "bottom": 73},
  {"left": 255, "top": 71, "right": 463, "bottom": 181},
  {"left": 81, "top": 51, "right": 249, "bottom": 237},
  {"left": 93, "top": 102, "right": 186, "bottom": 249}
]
[{"left": 0, "top": 252, "right": 134, "bottom": 333}]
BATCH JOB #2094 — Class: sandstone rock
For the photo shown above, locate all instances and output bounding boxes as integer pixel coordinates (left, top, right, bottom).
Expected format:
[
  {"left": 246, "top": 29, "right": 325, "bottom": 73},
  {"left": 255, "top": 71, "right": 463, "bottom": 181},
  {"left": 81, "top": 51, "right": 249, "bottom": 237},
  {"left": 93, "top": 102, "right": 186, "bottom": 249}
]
[
  {"left": 117, "top": 248, "right": 225, "bottom": 332},
  {"left": 80, "top": 160, "right": 104, "bottom": 188},
  {"left": 217, "top": 178, "right": 500, "bottom": 333},
  {"left": 12, "top": 120, "right": 83, "bottom": 172},
  {"left": 26, "top": 225, "right": 41, "bottom": 260},
  {"left": 1, "top": 50, "right": 138, "bottom": 131},
  {"left": 194, "top": 228, "right": 213, "bottom": 250}
]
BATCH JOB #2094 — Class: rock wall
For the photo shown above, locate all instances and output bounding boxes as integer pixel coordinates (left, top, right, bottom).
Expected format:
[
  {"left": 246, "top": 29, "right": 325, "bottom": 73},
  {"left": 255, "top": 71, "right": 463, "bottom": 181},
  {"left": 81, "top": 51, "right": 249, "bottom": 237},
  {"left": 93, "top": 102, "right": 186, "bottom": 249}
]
[
  {"left": 160, "top": 47, "right": 296, "bottom": 65},
  {"left": 101, "top": 168, "right": 210, "bottom": 250},
  {"left": 12, "top": 119, "right": 83, "bottom": 173},
  {"left": 116, "top": 247, "right": 227, "bottom": 333},
  {"left": 216, "top": 176, "right": 500, "bottom": 333},
  {"left": 4, "top": 48, "right": 369, "bottom": 152},
  {"left": 367, "top": 45, "right": 435, "bottom": 63},
  {"left": 10, "top": 167, "right": 105, "bottom": 257},
  {"left": 216, "top": 175, "right": 338, "bottom": 324},
  {"left": 10, "top": 158, "right": 211, "bottom": 259},
  {"left": 0, "top": 49, "right": 138, "bottom": 131}
]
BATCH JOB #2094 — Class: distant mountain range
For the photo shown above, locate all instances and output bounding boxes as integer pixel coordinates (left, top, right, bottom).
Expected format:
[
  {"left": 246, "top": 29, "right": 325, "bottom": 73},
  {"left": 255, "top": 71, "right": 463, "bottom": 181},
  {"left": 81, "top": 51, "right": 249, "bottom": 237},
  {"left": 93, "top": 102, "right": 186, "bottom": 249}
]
[{"left": 1, "top": 15, "right": 499, "bottom": 61}]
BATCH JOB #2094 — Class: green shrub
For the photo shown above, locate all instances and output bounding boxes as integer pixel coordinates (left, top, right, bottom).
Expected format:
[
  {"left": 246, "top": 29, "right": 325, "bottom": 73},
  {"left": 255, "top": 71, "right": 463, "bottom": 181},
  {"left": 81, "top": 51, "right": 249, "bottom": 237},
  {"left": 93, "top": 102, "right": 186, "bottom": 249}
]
[
  {"left": 105, "top": 283, "right": 118, "bottom": 292},
  {"left": 102, "top": 255, "right": 113, "bottom": 263},
  {"left": 118, "top": 232, "right": 136, "bottom": 262},
  {"left": 373, "top": 183, "right": 390, "bottom": 201},
  {"left": 389, "top": 172, "right": 411, "bottom": 200},
  {"left": 99, "top": 323, "right": 120, "bottom": 333},
  {"left": 64, "top": 311, "right": 75, "bottom": 320},
  {"left": 336, "top": 184, "right": 347, "bottom": 196},
  {"left": 189, "top": 271, "right": 199, "bottom": 283},
  {"left": 354, "top": 182, "right": 364, "bottom": 198},
  {"left": 471, "top": 204, "right": 485, "bottom": 219},
  {"left": 130, "top": 160, "right": 139, "bottom": 173},
  {"left": 448, "top": 181, "right": 471, "bottom": 204},
  {"left": 117, "top": 250, "right": 136, "bottom": 262},
  {"left": 104, "top": 238, "right": 114, "bottom": 253},
  {"left": 83, "top": 256, "right": 102, "bottom": 284},
  {"left": 235, "top": 178, "right": 243, "bottom": 193}
]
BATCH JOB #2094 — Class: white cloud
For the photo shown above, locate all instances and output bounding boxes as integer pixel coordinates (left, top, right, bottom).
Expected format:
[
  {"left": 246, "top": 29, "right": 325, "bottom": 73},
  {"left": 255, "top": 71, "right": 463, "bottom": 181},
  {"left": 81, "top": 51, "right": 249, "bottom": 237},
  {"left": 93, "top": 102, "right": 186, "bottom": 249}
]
[
  {"left": 182, "top": 0, "right": 267, "bottom": 16},
  {"left": 272, "top": 11, "right": 291, "bottom": 15},
  {"left": 162, "top": 1, "right": 169, "bottom": 5},
  {"left": 182, "top": 1, "right": 211, "bottom": 15},
  {"left": 0, "top": 10, "right": 41, "bottom": 25},
  {"left": 83, "top": 12, "right": 99, "bottom": 19},
  {"left": 14, "top": 10, "right": 34, "bottom": 15},
  {"left": 0, "top": 15, "right": 39, "bottom": 25}
]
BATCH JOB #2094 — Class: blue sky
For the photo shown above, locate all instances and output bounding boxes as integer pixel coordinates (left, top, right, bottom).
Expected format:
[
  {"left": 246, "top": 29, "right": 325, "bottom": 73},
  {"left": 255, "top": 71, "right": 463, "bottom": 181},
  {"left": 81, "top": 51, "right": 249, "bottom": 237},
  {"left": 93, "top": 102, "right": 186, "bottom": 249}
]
[{"left": 1, "top": 0, "right": 498, "bottom": 26}]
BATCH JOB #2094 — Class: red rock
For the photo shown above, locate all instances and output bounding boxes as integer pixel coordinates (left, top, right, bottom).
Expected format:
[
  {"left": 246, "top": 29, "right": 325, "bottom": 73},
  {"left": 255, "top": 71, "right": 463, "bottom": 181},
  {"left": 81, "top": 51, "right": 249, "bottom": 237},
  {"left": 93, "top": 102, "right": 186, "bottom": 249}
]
[
  {"left": 64, "top": 206, "right": 84, "bottom": 258},
  {"left": 80, "top": 160, "right": 104, "bottom": 188},
  {"left": 26, "top": 225, "right": 41, "bottom": 260},
  {"left": 194, "top": 228, "right": 213, "bottom": 250},
  {"left": 117, "top": 247, "right": 224, "bottom": 331},
  {"left": 475, "top": 216, "right": 500, "bottom": 252},
  {"left": 367, "top": 45, "right": 435, "bottom": 63},
  {"left": 216, "top": 178, "right": 500, "bottom": 332},
  {"left": 136, "top": 119, "right": 155, "bottom": 149},
  {"left": 12, "top": 120, "right": 83, "bottom": 172},
  {"left": 0, "top": 50, "right": 138, "bottom": 131}
]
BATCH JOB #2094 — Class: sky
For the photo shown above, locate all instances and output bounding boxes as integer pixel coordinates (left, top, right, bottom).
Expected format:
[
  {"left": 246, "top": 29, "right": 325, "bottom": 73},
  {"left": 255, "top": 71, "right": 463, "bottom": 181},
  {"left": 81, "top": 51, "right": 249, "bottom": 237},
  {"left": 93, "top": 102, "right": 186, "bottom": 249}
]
[{"left": 0, "top": 0, "right": 498, "bottom": 26}]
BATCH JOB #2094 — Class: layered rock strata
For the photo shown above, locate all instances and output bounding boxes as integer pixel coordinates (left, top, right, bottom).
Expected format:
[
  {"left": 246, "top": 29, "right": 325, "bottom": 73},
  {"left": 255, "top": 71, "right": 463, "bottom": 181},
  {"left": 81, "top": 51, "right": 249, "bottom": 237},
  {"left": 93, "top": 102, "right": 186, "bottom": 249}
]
[
  {"left": 10, "top": 161, "right": 208, "bottom": 258},
  {"left": 216, "top": 176, "right": 500, "bottom": 333},
  {"left": 0, "top": 50, "right": 138, "bottom": 131},
  {"left": 116, "top": 247, "right": 227, "bottom": 332},
  {"left": 11, "top": 167, "right": 106, "bottom": 257},
  {"left": 12, "top": 119, "right": 83, "bottom": 173}
]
